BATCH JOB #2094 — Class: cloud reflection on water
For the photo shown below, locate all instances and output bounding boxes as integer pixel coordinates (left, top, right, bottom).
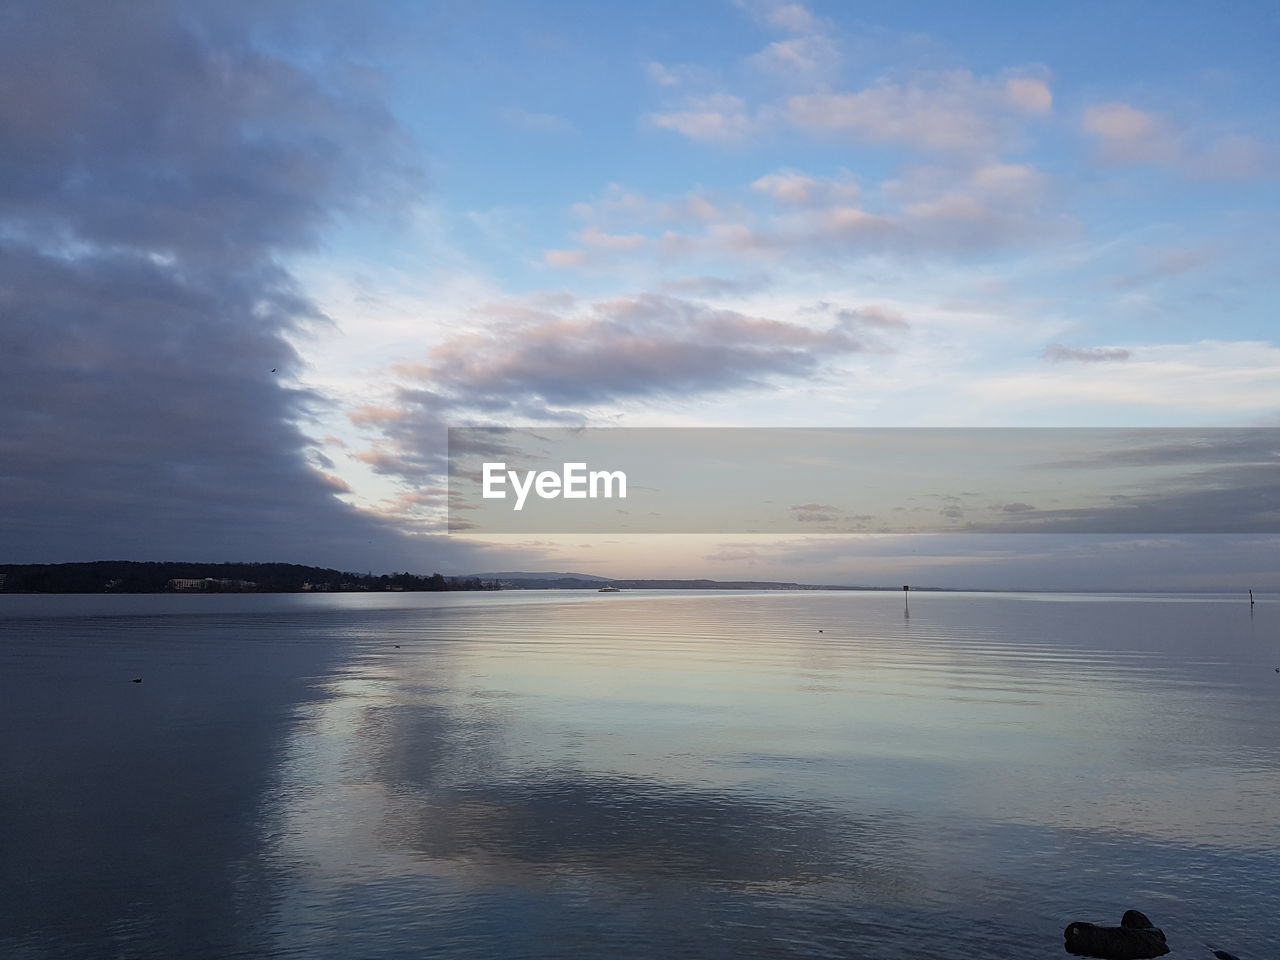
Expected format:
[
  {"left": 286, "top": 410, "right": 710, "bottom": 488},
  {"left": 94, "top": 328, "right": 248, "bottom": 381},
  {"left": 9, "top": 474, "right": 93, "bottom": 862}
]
[{"left": 258, "top": 592, "right": 1279, "bottom": 958}]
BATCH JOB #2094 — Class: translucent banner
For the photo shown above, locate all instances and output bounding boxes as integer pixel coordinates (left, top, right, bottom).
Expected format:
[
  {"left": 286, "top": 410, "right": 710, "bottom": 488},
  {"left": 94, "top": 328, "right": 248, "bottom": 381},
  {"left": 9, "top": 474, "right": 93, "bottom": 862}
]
[{"left": 447, "top": 427, "right": 1280, "bottom": 534}]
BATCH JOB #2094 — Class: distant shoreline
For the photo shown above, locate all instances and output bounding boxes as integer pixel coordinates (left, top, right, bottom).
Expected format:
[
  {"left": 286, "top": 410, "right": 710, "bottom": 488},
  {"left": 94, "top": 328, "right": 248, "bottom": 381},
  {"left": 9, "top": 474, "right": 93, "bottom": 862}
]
[
  {"left": 0, "top": 562, "right": 1269, "bottom": 596},
  {"left": 0, "top": 561, "right": 499, "bottom": 595}
]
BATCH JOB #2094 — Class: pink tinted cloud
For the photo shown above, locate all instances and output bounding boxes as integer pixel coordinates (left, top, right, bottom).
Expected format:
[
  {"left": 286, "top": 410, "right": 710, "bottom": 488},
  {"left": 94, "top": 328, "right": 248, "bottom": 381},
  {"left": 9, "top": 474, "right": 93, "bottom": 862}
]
[
  {"left": 1082, "top": 102, "right": 1273, "bottom": 180},
  {"left": 347, "top": 293, "right": 888, "bottom": 485},
  {"left": 784, "top": 70, "right": 1051, "bottom": 153},
  {"left": 422, "top": 293, "right": 867, "bottom": 407},
  {"left": 649, "top": 94, "right": 755, "bottom": 142}
]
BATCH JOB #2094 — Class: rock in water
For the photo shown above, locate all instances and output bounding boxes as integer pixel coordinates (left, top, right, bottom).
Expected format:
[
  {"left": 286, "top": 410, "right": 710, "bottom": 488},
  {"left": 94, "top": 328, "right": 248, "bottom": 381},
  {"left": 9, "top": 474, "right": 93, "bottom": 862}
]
[
  {"left": 1064, "top": 911, "right": 1169, "bottom": 959},
  {"left": 1120, "top": 911, "right": 1154, "bottom": 929}
]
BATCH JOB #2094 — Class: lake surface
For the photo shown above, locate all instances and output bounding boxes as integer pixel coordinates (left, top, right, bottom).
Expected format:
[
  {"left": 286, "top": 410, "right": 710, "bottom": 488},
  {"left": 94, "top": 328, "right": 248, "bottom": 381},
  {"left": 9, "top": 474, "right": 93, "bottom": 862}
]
[{"left": 1, "top": 590, "right": 1277, "bottom": 959}]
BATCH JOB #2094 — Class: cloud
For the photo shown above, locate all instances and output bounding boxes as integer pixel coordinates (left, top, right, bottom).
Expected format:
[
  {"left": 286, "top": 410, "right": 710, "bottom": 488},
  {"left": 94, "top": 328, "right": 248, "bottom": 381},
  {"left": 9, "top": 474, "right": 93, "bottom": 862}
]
[
  {"left": 1082, "top": 102, "right": 1273, "bottom": 180},
  {"left": 648, "top": 93, "right": 755, "bottom": 142},
  {"left": 1042, "top": 345, "right": 1132, "bottom": 363},
  {"left": 581, "top": 226, "right": 648, "bottom": 251},
  {"left": 569, "top": 183, "right": 735, "bottom": 233},
  {"left": 659, "top": 274, "right": 770, "bottom": 296},
  {"left": 649, "top": 64, "right": 1052, "bottom": 155},
  {"left": 352, "top": 294, "right": 871, "bottom": 483},
  {"left": 646, "top": 61, "right": 683, "bottom": 87},
  {"left": 421, "top": 294, "right": 866, "bottom": 407},
  {"left": 885, "top": 162, "right": 1046, "bottom": 209},
  {"left": 828, "top": 305, "right": 911, "bottom": 330},
  {"left": 976, "top": 460, "right": 1280, "bottom": 536},
  {"left": 1109, "top": 244, "right": 1220, "bottom": 290},
  {"left": 790, "top": 503, "right": 842, "bottom": 522},
  {"left": 752, "top": 169, "right": 861, "bottom": 206},
  {"left": 644, "top": 61, "right": 715, "bottom": 89},
  {"left": 548, "top": 163, "right": 1065, "bottom": 269},
  {"left": 998, "top": 502, "right": 1036, "bottom": 513},
  {"left": 975, "top": 341, "right": 1280, "bottom": 413},
  {"left": 1032, "top": 429, "right": 1280, "bottom": 471},
  {"left": 748, "top": 34, "right": 842, "bottom": 84},
  {"left": 545, "top": 248, "right": 589, "bottom": 268},
  {"left": 729, "top": 166, "right": 1060, "bottom": 256},
  {"left": 1082, "top": 103, "right": 1182, "bottom": 166},
  {"left": 0, "top": 0, "right": 473, "bottom": 570},
  {"left": 764, "top": 2, "right": 820, "bottom": 33},
  {"left": 0, "top": 5, "right": 417, "bottom": 264},
  {"left": 1189, "top": 133, "right": 1272, "bottom": 180},
  {"left": 784, "top": 69, "right": 1052, "bottom": 153},
  {"left": 644, "top": 11, "right": 1054, "bottom": 158}
]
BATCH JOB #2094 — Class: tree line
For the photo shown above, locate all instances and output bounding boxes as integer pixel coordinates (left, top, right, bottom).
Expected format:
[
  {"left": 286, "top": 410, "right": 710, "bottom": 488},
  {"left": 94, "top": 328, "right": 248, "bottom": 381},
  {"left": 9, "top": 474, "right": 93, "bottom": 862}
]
[{"left": 0, "top": 561, "right": 501, "bottom": 593}]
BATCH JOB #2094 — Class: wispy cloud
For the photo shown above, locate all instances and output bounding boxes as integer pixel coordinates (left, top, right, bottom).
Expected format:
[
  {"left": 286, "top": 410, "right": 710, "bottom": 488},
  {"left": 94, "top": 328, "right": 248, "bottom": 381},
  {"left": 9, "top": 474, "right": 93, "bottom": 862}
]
[
  {"left": 649, "top": 93, "right": 756, "bottom": 142},
  {"left": 752, "top": 169, "right": 862, "bottom": 206},
  {"left": 785, "top": 70, "right": 1051, "bottom": 154},
  {"left": 1082, "top": 101, "right": 1273, "bottom": 180},
  {"left": 547, "top": 162, "right": 1066, "bottom": 268},
  {"left": 976, "top": 342, "right": 1280, "bottom": 412}
]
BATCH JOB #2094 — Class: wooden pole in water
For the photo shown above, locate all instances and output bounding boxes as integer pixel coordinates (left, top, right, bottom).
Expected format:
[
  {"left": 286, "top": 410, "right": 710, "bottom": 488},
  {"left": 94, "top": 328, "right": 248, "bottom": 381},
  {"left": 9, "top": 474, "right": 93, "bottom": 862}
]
[
  {"left": 1250, "top": 589, "right": 1255, "bottom": 606},
  {"left": 903, "top": 584, "right": 910, "bottom": 618}
]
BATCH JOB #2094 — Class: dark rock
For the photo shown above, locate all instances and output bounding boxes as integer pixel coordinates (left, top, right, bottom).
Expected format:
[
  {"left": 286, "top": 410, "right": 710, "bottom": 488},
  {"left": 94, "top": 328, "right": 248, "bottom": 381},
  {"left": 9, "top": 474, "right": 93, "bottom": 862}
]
[
  {"left": 1121, "top": 910, "right": 1154, "bottom": 929},
  {"left": 1211, "top": 951, "right": 1241, "bottom": 960},
  {"left": 1064, "top": 915, "right": 1169, "bottom": 959}
]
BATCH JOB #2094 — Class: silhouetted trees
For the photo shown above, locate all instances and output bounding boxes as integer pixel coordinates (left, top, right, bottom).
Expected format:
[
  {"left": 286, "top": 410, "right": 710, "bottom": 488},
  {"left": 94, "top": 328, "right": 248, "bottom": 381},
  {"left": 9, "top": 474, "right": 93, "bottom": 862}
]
[{"left": 0, "top": 561, "right": 501, "bottom": 593}]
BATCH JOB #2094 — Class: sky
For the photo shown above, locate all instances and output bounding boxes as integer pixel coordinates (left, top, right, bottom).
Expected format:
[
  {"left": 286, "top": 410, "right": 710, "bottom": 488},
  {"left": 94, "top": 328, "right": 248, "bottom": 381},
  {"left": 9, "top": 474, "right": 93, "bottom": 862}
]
[{"left": 2, "top": 0, "right": 1278, "bottom": 589}]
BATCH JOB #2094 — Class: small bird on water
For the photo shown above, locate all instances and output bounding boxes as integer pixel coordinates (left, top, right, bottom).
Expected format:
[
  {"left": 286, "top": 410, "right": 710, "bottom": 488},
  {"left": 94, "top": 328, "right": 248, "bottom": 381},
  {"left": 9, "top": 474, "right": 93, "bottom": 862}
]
[{"left": 131, "top": 678, "right": 142, "bottom": 683}]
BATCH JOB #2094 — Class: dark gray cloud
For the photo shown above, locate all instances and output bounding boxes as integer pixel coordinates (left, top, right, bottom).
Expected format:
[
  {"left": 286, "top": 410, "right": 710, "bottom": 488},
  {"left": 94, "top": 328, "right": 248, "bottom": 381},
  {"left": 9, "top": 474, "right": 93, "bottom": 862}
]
[
  {"left": 426, "top": 294, "right": 866, "bottom": 408},
  {"left": 974, "top": 462, "right": 1280, "bottom": 535},
  {"left": 1033, "top": 428, "right": 1280, "bottom": 470},
  {"left": 1042, "top": 344, "right": 1131, "bottom": 363},
  {"left": 356, "top": 294, "right": 869, "bottom": 485},
  {"left": 0, "top": 0, "right": 475, "bottom": 570},
  {"left": 954, "top": 430, "right": 1280, "bottom": 534},
  {"left": 0, "top": 1, "right": 416, "bottom": 263},
  {"left": 932, "top": 432, "right": 1280, "bottom": 534}
]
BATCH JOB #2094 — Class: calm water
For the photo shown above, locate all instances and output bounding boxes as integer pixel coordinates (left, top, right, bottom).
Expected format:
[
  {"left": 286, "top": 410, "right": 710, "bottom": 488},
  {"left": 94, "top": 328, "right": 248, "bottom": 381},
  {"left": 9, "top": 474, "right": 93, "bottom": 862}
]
[{"left": 1, "top": 590, "right": 1277, "bottom": 959}]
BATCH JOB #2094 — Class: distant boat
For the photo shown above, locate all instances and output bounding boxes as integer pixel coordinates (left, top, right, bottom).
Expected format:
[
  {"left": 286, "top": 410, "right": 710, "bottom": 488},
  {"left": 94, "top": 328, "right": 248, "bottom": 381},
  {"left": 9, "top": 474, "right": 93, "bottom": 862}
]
[{"left": 597, "top": 585, "right": 621, "bottom": 593}]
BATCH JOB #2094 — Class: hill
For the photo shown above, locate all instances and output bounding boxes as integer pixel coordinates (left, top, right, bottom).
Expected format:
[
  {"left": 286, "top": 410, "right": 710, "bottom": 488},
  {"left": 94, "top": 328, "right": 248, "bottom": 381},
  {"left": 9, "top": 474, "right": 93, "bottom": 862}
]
[{"left": 467, "top": 571, "right": 612, "bottom": 583}]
